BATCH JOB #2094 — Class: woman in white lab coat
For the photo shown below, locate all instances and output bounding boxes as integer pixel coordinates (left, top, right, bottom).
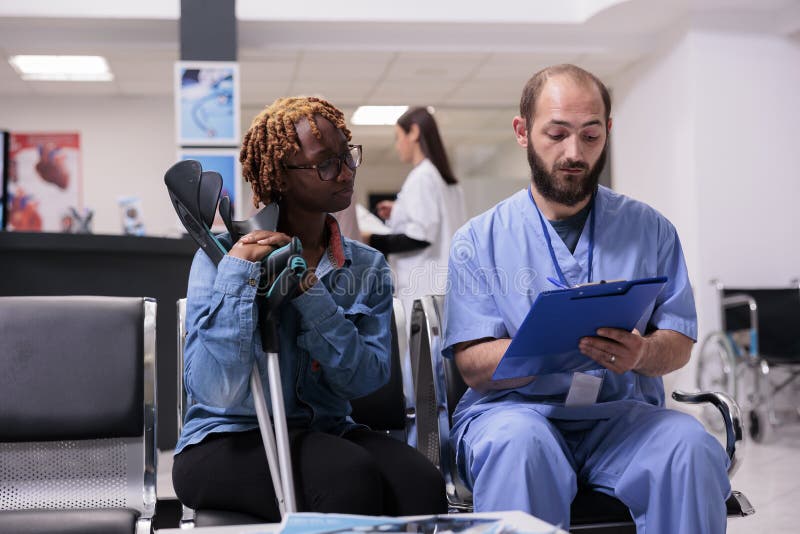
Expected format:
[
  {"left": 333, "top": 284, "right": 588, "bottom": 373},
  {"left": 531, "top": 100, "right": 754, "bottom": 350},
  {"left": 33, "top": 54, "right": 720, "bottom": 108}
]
[{"left": 366, "top": 107, "right": 466, "bottom": 315}]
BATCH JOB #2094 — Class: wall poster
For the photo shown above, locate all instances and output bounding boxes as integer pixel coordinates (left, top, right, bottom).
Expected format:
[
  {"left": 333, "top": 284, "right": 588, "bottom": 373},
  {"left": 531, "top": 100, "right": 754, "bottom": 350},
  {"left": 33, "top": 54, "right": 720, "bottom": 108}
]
[
  {"left": 6, "top": 132, "right": 82, "bottom": 233},
  {"left": 175, "top": 61, "right": 240, "bottom": 146}
]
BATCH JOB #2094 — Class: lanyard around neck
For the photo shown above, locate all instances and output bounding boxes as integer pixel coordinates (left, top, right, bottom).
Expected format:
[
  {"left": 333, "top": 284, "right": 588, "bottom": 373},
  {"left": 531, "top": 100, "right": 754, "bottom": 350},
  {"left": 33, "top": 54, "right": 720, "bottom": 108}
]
[{"left": 527, "top": 186, "right": 596, "bottom": 286}]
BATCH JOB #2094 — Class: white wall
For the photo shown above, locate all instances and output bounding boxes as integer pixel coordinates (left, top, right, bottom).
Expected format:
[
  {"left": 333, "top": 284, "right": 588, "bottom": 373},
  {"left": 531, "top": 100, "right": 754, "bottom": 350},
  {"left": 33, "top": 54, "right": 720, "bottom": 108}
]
[
  {"left": 351, "top": 161, "right": 408, "bottom": 208},
  {"left": 462, "top": 141, "right": 529, "bottom": 182},
  {"left": 692, "top": 30, "right": 800, "bottom": 291},
  {"left": 611, "top": 30, "right": 699, "bottom": 279},
  {"left": 460, "top": 176, "right": 529, "bottom": 219},
  {"left": 1, "top": 94, "right": 180, "bottom": 236},
  {"left": 610, "top": 27, "right": 800, "bottom": 394},
  {"left": 0, "top": 97, "right": 413, "bottom": 235}
]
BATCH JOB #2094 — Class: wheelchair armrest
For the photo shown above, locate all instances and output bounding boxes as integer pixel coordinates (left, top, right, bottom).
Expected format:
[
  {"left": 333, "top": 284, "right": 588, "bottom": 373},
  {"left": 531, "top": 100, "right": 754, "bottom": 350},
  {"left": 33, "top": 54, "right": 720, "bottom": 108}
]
[
  {"left": 672, "top": 390, "right": 743, "bottom": 477},
  {"left": 721, "top": 294, "right": 757, "bottom": 313}
]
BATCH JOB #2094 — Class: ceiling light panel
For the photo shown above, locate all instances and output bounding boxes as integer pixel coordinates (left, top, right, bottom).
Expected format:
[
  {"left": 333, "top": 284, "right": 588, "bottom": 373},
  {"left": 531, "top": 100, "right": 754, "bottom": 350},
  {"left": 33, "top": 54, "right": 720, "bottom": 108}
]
[
  {"left": 8, "top": 55, "right": 113, "bottom": 81},
  {"left": 351, "top": 105, "right": 408, "bottom": 126}
]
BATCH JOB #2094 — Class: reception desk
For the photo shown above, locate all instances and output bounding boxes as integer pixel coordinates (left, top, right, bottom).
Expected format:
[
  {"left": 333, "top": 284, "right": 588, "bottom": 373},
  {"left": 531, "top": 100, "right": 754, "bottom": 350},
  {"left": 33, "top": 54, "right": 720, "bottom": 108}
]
[{"left": 0, "top": 231, "right": 198, "bottom": 450}]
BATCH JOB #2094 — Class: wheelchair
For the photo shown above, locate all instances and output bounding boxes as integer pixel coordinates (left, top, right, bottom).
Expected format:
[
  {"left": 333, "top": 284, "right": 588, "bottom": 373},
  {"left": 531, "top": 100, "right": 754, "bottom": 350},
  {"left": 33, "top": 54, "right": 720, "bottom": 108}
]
[{"left": 697, "top": 280, "right": 800, "bottom": 442}]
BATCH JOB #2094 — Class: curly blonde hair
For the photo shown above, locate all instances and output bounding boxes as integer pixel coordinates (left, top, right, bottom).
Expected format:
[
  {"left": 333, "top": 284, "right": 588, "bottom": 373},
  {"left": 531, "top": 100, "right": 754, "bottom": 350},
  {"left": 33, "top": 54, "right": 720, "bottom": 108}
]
[{"left": 240, "top": 96, "right": 351, "bottom": 207}]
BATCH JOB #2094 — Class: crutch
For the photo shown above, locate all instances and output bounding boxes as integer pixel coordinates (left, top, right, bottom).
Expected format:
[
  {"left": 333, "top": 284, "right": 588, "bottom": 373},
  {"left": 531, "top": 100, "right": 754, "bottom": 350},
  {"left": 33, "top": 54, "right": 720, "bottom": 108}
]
[
  {"left": 248, "top": 252, "right": 307, "bottom": 516},
  {"left": 166, "top": 160, "right": 303, "bottom": 518}
]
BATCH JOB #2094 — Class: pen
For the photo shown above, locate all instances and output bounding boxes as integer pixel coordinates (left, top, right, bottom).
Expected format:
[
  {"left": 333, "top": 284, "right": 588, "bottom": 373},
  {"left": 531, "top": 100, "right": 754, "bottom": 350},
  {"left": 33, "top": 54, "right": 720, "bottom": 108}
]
[{"left": 546, "top": 276, "right": 570, "bottom": 289}]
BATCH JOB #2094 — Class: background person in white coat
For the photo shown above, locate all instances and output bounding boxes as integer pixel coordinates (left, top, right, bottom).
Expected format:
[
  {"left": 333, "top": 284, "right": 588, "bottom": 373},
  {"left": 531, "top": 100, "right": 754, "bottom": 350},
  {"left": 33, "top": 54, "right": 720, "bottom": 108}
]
[{"left": 365, "top": 107, "right": 467, "bottom": 317}]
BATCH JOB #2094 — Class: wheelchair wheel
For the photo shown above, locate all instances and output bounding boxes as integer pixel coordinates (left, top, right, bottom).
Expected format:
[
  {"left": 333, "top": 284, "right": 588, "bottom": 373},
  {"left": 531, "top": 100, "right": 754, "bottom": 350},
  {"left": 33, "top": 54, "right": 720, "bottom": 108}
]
[
  {"left": 748, "top": 408, "right": 773, "bottom": 443},
  {"left": 696, "top": 332, "right": 738, "bottom": 432}
]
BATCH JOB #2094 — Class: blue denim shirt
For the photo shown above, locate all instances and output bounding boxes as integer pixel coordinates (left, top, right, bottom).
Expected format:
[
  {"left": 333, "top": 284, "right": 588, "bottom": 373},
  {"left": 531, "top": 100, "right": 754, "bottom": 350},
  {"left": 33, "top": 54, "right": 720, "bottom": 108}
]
[{"left": 175, "top": 223, "right": 394, "bottom": 454}]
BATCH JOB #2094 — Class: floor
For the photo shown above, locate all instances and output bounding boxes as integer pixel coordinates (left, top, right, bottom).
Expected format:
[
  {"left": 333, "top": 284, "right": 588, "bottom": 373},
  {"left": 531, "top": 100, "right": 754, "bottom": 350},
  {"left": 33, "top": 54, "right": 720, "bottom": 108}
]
[
  {"left": 725, "top": 421, "right": 800, "bottom": 533},
  {"left": 157, "top": 422, "right": 800, "bottom": 532}
]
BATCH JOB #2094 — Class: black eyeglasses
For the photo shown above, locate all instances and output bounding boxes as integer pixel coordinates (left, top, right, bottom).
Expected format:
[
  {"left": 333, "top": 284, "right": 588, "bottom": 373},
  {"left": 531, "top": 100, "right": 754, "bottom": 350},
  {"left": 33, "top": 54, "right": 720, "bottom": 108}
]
[{"left": 284, "top": 144, "right": 362, "bottom": 182}]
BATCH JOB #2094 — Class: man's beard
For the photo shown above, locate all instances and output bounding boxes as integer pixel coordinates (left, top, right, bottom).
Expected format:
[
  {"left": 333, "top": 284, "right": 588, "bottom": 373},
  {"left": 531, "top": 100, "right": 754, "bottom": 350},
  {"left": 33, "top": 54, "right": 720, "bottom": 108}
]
[{"left": 527, "top": 139, "right": 607, "bottom": 207}]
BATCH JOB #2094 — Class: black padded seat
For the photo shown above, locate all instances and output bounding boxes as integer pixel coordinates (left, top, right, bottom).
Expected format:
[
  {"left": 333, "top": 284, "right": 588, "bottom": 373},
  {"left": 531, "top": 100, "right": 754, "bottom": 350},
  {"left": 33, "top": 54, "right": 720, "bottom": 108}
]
[
  {"left": 0, "top": 296, "right": 157, "bottom": 534},
  {"left": 569, "top": 488, "right": 751, "bottom": 529},
  {"left": 570, "top": 488, "right": 633, "bottom": 526},
  {"left": 195, "top": 509, "right": 265, "bottom": 527},
  {"left": 0, "top": 509, "right": 138, "bottom": 534},
  {"left": 349, "top": 302, "right": 408, "bottom": 433},
  {"left": 723, "top": 287, "right": 800, "bottom": 363}
]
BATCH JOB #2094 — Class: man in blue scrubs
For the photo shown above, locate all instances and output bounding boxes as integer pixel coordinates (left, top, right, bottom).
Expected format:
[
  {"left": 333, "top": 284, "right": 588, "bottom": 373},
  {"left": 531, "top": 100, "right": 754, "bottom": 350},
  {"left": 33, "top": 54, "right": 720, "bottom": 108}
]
[{"left": 444, "top": 64, "right": 730, "bottom": 533}]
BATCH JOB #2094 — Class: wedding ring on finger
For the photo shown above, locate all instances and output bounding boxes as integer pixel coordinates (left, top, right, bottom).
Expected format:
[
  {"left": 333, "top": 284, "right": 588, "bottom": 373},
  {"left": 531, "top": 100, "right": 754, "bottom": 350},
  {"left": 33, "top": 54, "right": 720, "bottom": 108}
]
[{"left": 609, "top": 355, "right": 616, "bottom": 364}]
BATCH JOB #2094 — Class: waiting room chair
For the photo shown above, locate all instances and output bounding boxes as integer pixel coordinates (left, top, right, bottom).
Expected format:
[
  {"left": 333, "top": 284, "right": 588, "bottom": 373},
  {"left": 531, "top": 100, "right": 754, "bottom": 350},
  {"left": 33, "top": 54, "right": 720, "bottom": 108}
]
[
  {"left": 411, "top": 295, "right": 754, "bottom": 534},
  {"left": 175, "top": 297, "right": 415, "bottom": 527},
  {"left": 697, "top": 279, "right": 800, "bottom": 442},
  {"left": 0, "top": 296, "right": 157, "bottom": 534}
]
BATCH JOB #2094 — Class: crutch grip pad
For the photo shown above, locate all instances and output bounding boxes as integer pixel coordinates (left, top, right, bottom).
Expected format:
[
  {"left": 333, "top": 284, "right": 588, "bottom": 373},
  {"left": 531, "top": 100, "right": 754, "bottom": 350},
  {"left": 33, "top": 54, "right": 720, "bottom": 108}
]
[
  {"left": 258, "top": 237, "right": 304, "bottom": 291},
  {"left": 257, "top": 255, "right": 306, "bottom": 352}
]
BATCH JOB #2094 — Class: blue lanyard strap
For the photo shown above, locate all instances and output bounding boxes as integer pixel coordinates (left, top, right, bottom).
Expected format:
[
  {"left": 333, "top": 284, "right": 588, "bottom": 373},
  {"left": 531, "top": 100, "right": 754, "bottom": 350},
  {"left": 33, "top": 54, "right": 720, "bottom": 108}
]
[{"left": 527, "top": 186, "right": 595, "bottom": 286}]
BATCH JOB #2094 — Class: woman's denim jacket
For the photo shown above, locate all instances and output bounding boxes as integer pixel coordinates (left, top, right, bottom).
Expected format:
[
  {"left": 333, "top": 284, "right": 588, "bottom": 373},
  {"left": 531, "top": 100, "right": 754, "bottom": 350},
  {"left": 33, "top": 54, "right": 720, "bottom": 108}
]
[{"left": 176, "top": 221, "right": 393, "bottom": 454}]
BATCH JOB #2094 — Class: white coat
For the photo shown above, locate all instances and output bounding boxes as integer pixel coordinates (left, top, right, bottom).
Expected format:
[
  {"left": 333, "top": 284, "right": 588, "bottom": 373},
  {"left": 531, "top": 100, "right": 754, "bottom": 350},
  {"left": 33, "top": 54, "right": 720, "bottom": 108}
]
[{"left": 387, "top": 158, "right": 466, "bottom": 312}]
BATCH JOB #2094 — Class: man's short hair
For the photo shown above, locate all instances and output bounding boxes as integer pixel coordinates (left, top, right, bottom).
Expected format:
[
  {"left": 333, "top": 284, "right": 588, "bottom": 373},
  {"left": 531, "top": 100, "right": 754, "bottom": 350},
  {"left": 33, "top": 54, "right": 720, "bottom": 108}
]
[{"left": 519, "top": 64, "right": 611, "bottom": 130}]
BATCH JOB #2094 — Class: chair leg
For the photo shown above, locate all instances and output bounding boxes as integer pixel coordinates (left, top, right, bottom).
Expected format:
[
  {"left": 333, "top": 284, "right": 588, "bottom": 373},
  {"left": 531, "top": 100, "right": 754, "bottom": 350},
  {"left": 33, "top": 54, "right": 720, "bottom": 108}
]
[
  {"left": 136, "top": 517, "right": 153, "bottom": 534},
  {"left": 726, "top": 490, "right": 755, "bottom": 517},
  {"left": 179, "top": 504, "right": 196, "bottom": 529}
]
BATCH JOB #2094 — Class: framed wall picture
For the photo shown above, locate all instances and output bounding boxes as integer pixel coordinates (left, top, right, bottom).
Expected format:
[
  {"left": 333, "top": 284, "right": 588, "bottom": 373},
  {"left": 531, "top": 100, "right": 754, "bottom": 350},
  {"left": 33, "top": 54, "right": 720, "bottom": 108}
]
[
  {"left": 175, "top": 61, "right": 240, "bottom": 146},
  {"left": 6, "top": 132, "right": 82, "bottom": 233},
  {"left": 178, "top": 148, "right": 243, "bottom": 226}
]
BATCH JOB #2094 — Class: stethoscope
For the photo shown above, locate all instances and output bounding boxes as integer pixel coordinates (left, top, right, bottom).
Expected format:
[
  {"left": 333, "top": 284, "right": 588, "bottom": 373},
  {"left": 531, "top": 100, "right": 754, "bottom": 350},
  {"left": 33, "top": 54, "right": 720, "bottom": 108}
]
[{"left": 527, "top": 185, "right": 596, "bottom": 287}]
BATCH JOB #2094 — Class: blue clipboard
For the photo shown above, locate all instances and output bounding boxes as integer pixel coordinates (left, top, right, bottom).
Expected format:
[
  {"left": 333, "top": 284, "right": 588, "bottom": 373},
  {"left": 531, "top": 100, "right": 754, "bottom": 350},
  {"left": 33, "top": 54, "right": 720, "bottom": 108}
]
[{"left": 492, "top": 276, "right": 668, "bottom": 380}]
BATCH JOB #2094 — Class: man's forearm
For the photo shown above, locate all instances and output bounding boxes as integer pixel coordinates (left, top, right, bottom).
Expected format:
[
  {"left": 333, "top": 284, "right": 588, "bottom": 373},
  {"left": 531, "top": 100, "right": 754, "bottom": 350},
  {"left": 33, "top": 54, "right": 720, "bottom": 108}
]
[
  {"left": 635, "top": 329, "right": 694, "bottom": 376},
  {"left": 454, "top": 338, "right": 534, "bottom": 392}
]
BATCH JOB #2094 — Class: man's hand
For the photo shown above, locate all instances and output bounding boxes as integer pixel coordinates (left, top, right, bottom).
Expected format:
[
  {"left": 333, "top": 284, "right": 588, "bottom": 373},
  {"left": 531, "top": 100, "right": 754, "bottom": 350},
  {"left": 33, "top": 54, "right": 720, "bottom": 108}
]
[
  {"left": 579, "top": 328, "right": 649, "bottom": 374},
  {"left": 228, "top": 230, "right": 291, "bottom": 263},
  {"left": 580, "top": 328, "right": 693, "bottom": 376}
]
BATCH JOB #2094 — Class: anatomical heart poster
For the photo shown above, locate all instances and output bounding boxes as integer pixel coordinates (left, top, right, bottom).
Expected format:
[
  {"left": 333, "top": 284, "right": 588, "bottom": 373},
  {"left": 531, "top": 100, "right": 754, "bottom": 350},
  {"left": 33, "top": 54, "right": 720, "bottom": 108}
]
[{"left": 7, "top": 132, "right": 82, "bottom": 232}]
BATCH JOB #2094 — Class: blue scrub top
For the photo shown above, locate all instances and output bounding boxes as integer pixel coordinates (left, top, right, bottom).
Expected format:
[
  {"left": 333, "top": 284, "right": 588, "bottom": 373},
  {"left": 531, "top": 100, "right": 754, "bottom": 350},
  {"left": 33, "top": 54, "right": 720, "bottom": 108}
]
[{"left": 443, "top": 185, "right": 697, "bottom": 428}]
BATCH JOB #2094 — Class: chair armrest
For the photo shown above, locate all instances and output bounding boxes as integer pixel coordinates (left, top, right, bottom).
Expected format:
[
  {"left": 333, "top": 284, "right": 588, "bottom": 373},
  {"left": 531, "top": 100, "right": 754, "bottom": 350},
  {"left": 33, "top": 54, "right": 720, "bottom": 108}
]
[
  {"left": 143, "top": 299, "right": 158, "bottom": 522},
  {"left": 392, "top": 298, "right": 417, "bottom": 436},
  {"left": 672, "top": 389, "right": 743, "bottom": 476},
  {"left": 412, "top": 296, "right": 474, "bottom": 511}
]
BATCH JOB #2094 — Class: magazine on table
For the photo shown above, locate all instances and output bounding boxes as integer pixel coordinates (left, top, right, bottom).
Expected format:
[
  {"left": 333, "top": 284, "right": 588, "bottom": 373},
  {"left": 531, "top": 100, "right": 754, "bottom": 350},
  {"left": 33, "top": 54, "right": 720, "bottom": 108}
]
[{"left": 279, "top": 513, "right": 510, "bottom": 534}]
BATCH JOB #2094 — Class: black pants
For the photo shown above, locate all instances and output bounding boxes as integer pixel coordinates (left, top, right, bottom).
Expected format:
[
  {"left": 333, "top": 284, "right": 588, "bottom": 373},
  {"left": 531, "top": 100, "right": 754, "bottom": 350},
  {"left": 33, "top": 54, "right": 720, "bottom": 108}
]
[{"left": 173, "top": 428, "right": 447, "bottom": 521}]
